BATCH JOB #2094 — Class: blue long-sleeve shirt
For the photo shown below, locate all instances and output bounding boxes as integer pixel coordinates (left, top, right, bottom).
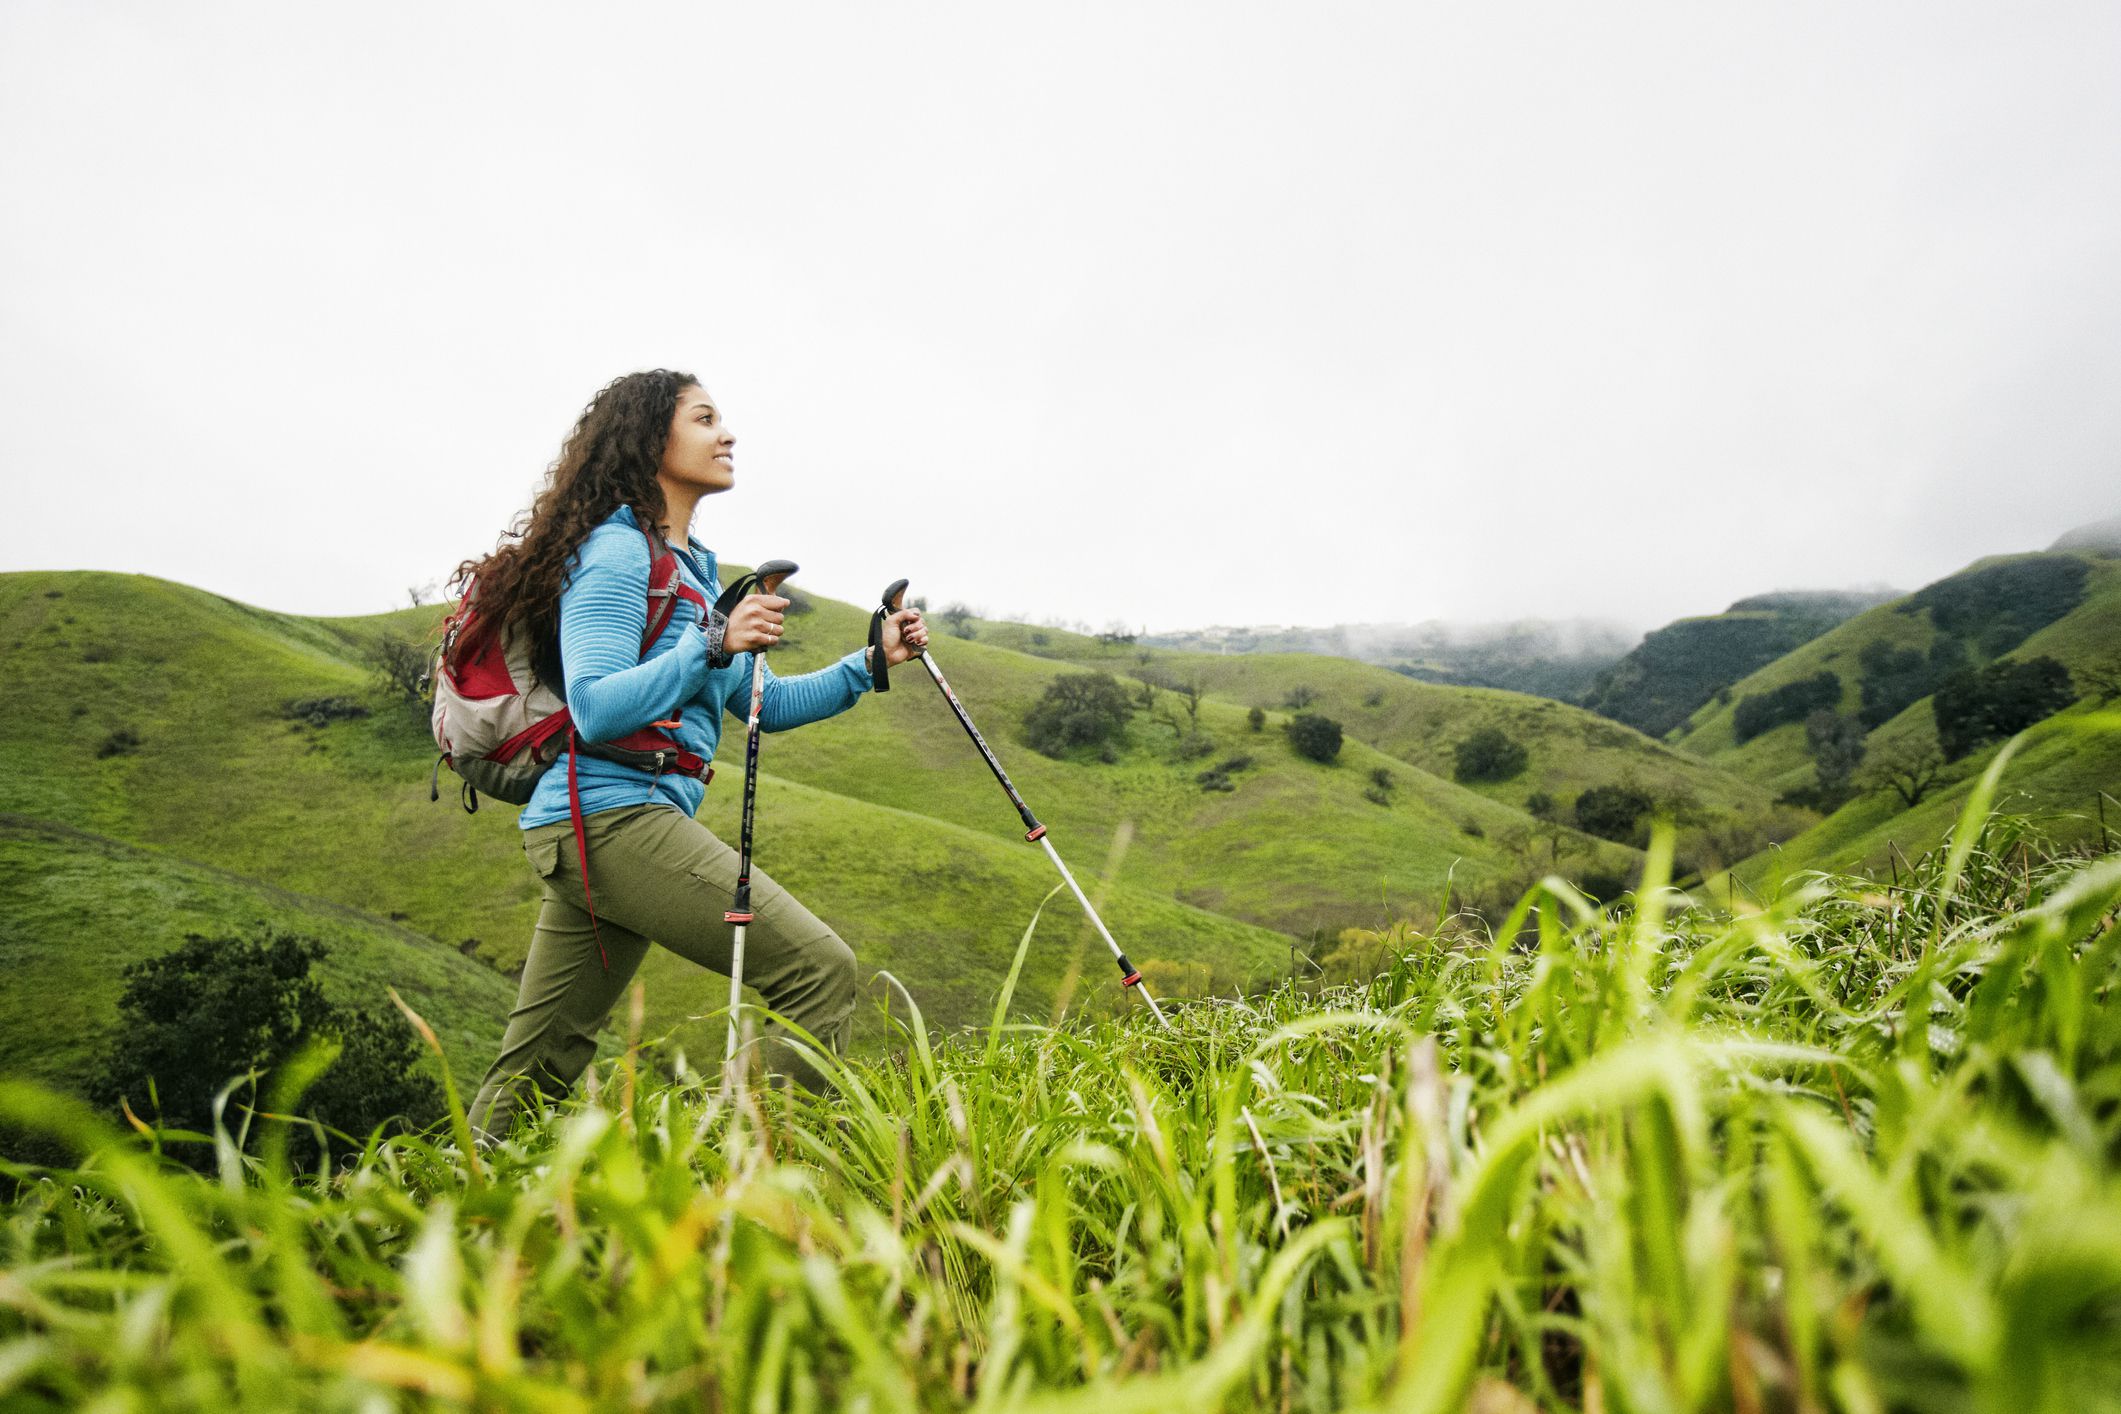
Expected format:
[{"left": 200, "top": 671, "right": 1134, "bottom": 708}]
[{"left": 519, "top": 504, "right": 874, "bottom": 829}]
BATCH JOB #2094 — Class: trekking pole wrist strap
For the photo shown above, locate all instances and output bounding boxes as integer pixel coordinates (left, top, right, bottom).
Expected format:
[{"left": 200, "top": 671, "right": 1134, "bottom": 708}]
[{"left": 866, "top": 604, "right": 891, "bottom": 691}]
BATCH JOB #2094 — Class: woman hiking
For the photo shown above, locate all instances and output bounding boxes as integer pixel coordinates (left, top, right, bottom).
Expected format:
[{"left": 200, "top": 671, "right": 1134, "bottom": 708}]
[{"left": 452, "top": 368, "right": 926, "bottom": 1142}]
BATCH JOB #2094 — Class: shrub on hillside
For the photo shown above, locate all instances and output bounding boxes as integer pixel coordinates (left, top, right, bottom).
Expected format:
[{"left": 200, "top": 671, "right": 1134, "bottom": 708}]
[
  {"left": 1283, "top": 685, "right": 1317, "bottom": 710},
  {"left": 1731, "top": 670, "right": 1841, "bottom": 743},
  {"left": 1525, "top": 790, "right": 1558, "bottom": 821},
  {"left": 1932, "top": 656, "right": 2076, "bottom": 760},
  {"left": 1247, "top": 705, "right": 1266, "bottom": 732},
  {"left": 1795, "top": 708, "right": 1867, "bottom": 810},
  {"left": 1452, "top": 727, "right": 1528, "bottom": 783},
  {"left": 1284, "top": 713, "right": 1343, "bottom": 764},
  {"left": 96, "top": 728, "right": 141, "bottom": 758},
  {"left": 282, "top": 696, "right": 371, "bottom": 727},
  {"left": 1857, "top": 639, "right": 1969, "bottom": 729},
  {"left": 1574, "top": 784, "right": 1655, "bottom": 844},
  {"left": 940, "top": 603, "right": 977, "bottom": 639},
  {"left": 368, "top": 632, "right": 430, "bottom": 705},
  {"left": 87, "top": 929, "right": 438, "bottom": 1170},
  {"left": 1022, "top": 673, "right": 1135, "bottom": 758}
]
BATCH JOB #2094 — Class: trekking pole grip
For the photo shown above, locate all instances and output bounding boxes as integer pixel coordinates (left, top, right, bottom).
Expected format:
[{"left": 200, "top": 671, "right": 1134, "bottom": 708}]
[{"left": 869, "top": 577, "right": 911, "bottom": 691}]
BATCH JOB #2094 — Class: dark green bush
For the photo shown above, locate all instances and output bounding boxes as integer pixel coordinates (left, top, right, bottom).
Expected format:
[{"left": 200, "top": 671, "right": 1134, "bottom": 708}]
[
  {"left": 1284, "top": 713, "right": 1343, "bottom": 763},
  {"left": 1023, "top": 673, "right": 1135, "bottom": 758},
  {"left": 1932, "top": 656, "right": 2076, "bottom": 760},
  {"left": 1247, "top": 706, "right": 1266, "bottom": 733},
  {"left": 282, "top": 696, "right": 371, "bottom": 727},
  {"left": 1858, "top": 640, "right": 1943, "bottom": 728},
  {"left": 1574, "top": 784, "right": 1655, "bottom": 843},
  {"left": 96, "top": 728, "right": 141, "bottom": 758},
  {"left": 1452, "top": 727, "right": 1528, "bottom": 783},
  {"left": 87, "top": 930, "right": 438, "bottom": 1170},
  {"left": 1732, "top": 671, "right": 1841, "bottom": 743}
]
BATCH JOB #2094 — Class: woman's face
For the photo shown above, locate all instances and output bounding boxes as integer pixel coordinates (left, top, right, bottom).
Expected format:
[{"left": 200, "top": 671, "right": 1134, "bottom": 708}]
[{"left": 660, "top": 385, "right": 737, "bottom": 495}]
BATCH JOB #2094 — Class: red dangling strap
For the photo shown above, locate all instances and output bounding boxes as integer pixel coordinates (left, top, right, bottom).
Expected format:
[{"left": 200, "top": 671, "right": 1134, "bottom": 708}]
[{"left": 567, "top": 726, "right": 610, "bottom": 972}]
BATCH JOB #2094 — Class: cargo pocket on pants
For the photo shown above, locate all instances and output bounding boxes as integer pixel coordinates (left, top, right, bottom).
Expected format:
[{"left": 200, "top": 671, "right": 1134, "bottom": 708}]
[{"left": 525, "top": 832, "right": 564, "bottom": 880}]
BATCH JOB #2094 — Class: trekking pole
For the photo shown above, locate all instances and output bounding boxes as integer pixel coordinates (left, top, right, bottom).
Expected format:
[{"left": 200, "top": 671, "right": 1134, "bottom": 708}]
[
  {"left": 719, "top": 559, "right": 799, "bottom": 1064},
  {"left": 869, "top": 579, "right": 1172, "bottom": 1030}
]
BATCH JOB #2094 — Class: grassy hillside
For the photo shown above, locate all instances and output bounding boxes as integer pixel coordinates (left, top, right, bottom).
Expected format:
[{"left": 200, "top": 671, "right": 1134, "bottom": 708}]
[
  {"left": 1654, "top": 550, "right": 2121, "bottom": 885},
  {"left": 1055, "top": 647, "right": 1775, "bottom": 818},
  {"left": 956, "top": 629, "right": 1786, "bottom": 879},
  {"left": 0, "top": 814, "right": 514, "bottom": 1092},
  {"left": 1735, "top": 705, "right": 2121, "bottom": 891},
  {"left": 1674, "top": 551, "right": 2121, "bottom": 795},
  {"left": 0, "top": 571, "right": 1305, "bottom": 1070},
  {"left": 14, "top": 567, "right": 1657, "bottom": 1078},
  {"left": 1577, "top": 589, "right": 1892, "bottom": 739}
]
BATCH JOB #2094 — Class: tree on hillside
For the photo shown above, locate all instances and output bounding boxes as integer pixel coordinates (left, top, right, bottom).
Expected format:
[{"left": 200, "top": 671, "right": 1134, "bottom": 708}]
[
  {"left": 1805, "top": 709, "right": 1867, "bottom": 802},
  {"left": 1022, "top": 673, "right": 1136, "bottom": 758},
  {"left": 1932, "top": 656, "right": 2076, "bottom": 760},
  {"left": 2079, "top": 656, "right": 2121, "bottom": 705},
  {"left": 88, "top": 930, "right": 438, "bottom": 1169},
  {"left": 940, "top": 603, "right": 977, "bottom": 639},
  {"left": 1856, "top": 735, "right": 1947, "bottom": 807},
  {"left": 1452, "top": 727, "right": 1528, "bottom": 783},
  {"left": 1732, "top": 671, "right": 1842, "bottom": 743},
  {"left": 1283, "top": 684, "right": 1317, "bottom": 710},
  {"left": 1574, "top": 784, "right": 1655, "bottom": 844},
  {"left": 1175, "top": 678, "right": 1203, "bottom": 729},
  {"left": 369, "top": 632, "right": 430, "bottom": 705},
  {"left": 1284, "top": 713, "right": 1343, "bottom": 764},
  {"left": 1855, "top": 638, "right": 1968, "bottom": 729},
  {"left": 1247, "top": 705, "right": 1266, "bottom": 732}
]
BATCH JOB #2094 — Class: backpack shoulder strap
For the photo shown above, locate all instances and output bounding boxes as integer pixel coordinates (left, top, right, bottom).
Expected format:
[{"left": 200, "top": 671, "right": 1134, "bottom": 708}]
[{"left": 639, "top": 526, "right": 680, "bottom": 652}]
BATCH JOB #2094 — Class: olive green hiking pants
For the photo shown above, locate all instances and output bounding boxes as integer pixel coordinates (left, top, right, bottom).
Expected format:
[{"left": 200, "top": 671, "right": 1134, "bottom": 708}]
[{"left": 469, "top": 803, "right": 857, "bottom": 1143}]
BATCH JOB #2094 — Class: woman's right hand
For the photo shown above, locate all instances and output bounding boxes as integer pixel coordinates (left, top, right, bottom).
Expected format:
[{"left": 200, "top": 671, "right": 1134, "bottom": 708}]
[{"left": 722, "top": 593, "right": 789, "bottom": 654}]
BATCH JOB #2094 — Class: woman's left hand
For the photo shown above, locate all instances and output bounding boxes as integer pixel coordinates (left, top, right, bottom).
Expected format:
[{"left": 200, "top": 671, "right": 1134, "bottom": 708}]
[{"left": 879, "top": 608, "right": 928, "bottom": 667}]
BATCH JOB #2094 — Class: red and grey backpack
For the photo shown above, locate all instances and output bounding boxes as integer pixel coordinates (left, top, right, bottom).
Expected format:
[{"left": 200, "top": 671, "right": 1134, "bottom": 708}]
[{"left": 428, "top": 526, "right": 714, "bottom": 967}]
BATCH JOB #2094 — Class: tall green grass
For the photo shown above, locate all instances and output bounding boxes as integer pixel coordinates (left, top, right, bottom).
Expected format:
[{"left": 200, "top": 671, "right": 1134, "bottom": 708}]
[{"left": 4, "top": 778, "right": 2121, "bottom": 1409}]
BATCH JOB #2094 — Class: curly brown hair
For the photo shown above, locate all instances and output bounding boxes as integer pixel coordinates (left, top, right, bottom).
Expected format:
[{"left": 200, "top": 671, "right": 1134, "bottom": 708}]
[{"left": 445, "top": 368, "right": 698, "bottom": 671}]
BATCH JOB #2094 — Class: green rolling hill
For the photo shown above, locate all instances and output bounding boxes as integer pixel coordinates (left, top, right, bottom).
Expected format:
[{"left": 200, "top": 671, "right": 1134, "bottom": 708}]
[
  {"left": 1674, "top": 551, "right": 2121, "bottom": 793},
  {"left": 0, "top": 571, "right": 1304, "bottom": 1075},
  {"left": 1662, "top": 547, "right": 2121, "bottom": 885},
  {"left": 11, "top": 566, "right": 1685, "bottom": 1084},
  {"left": 965, "top": 624, "right": 1785, "bottom": 876},
  {"left": 1576, "top": 589, "right": 1896, "bottom": 740},
  {"left": 10, "top": 545, "right": 2101, "bottom": 1093}
]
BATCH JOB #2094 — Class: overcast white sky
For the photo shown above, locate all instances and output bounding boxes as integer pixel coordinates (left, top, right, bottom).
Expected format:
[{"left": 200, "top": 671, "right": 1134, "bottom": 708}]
[{"left": 4, "top": 2, "right": 2118, "bottom": 639}]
